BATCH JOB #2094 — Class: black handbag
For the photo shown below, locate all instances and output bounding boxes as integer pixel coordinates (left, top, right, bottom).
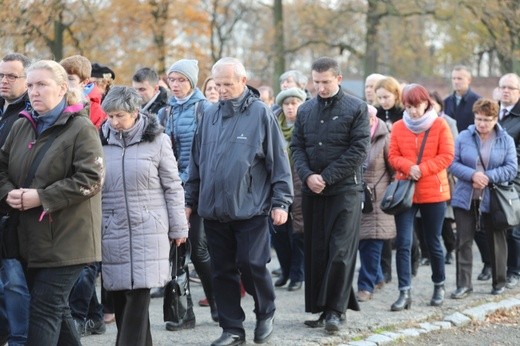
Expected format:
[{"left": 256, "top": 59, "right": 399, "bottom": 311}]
[
  {"left": 362, "top": 182, "right": 374, "bottom": 213},
  {"left": 489, "top": 183, "right": 520, "bottom": 230},
  {"left": 362, "top": 171, "right": 387, "bottom": 214},
  {"left": 473, "top": 135, "right": 520, "bottom": 230},
  {"left": 380, "top": 129, "right": 430, "bottom": 215},
  {"left": 163, "top": 241, "right": 193, "bottom": 323}
]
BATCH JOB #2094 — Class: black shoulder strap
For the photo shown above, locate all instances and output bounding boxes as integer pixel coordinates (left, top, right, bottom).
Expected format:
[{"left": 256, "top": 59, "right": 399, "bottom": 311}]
[
  {"left": 416, "top": 129, "right": 431, "bottom": 164},
  {"left": 472, "top": 135, "right": 486, "bottom": 170},
  {"left": 194, "top": 101, "right": 203, "bottom": 124},
  {"left": 22, "top": 129, "right": 61, "bottom": 188}
]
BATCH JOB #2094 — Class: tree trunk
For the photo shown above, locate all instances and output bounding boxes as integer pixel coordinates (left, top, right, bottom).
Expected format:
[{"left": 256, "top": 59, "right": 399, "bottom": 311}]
[
  {"left": 273, "top": 0, "right": 284, "bottom": 94},
  {"left": 364, "top": 0, "right": 381, "bottom": 79}
]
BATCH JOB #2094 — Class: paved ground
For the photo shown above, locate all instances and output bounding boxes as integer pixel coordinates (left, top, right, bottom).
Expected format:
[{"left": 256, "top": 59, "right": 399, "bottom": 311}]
[
  {"left": 399, "top": 306, "right": 520, "bottom": 345},
  {"left": 83, "top": 244, "right": 520, "bottom": 345}
]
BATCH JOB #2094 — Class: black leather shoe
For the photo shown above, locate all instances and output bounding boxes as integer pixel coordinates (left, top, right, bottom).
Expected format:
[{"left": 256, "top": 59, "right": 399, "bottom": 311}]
[
  {"left": 287, "top": 281, "right": 302, "bottom": 291},
  {"left": 430, "top": 284, "right": 445, "bottom": 306},
  {"left": 391, "top": 289, "right": 412, "bottom": 311},
  {"left": 451, "top": 287, "right": 473, "bottom": 299},
  {"left": 254, "top": 315, "right": 274, "bottom": 344},
  {"left": 324, "top": 311, "right": 341, "bottom": 332},
  {"left": 478, "top": 264, "right": 492, "bottom": 281},
  {"left": 445, "top": 252, "right": 453, "bottom": 264},
  {"left": 491, "top": 287, "right": 505, "bottom": 295},
  {"left": 304, "top": 312, "right": 325, "bottom": 328},
  {"left": 274, "top": 276, "right": 288, "bottom": 287},
  {"left": 211, "top": 331, "right": 245, "bottom": 346}
]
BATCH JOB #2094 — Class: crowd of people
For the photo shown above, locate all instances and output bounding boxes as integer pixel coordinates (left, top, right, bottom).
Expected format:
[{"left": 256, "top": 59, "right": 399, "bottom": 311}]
[{"left": 0, "top": 51, "right": 519, "bottom": 346}]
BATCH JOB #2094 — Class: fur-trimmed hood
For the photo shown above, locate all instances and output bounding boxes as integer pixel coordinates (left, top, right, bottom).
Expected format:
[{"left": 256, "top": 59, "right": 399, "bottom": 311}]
[{"left": 100, "top": 112, "right": 164, "bottom": 146}]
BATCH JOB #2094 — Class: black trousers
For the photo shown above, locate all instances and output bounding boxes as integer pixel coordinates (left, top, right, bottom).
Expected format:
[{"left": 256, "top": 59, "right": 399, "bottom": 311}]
[
  {"left": 204, "top": 215, "right": 275, "bottom": 337},
  {"left": 454, "top": 206, "right": 507, "bottom": 290},
  {"left": 112, "top": 288, "right": 152, "bottom": 346},
  {"left": 303, "top": 192, "right": 361, "bottom": 315}
]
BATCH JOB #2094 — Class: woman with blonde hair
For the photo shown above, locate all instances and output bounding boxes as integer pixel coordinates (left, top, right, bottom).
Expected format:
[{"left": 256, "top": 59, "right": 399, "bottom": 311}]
[
  {"left": 375, "top": 76, "right": 404, "bottom": 131},
  {"left": 0, "top": 60, "right": 104, "bottom": 345}
]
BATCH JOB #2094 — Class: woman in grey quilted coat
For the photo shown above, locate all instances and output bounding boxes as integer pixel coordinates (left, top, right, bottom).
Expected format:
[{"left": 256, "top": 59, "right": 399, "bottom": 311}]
[{"left": 100, "top": 86, "right": 188, "bottom": 346}]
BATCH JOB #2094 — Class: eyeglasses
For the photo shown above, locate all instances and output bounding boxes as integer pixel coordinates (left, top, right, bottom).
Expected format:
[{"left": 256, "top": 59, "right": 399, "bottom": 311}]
[
  {"left": 474, "top": 117, "right": 495, "bottom": 123},
  {"left": 499, "top": 85, "right": 519, "bottom": 91},
  {"left": 0, "top": 73, "right": 25, "bottom": 82},
  {"left": 167, "top": 77, "right": 188, "bottom": 84}
]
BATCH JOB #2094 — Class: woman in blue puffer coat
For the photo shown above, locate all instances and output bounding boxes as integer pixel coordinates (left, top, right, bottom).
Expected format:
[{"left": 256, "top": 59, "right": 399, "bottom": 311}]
[{"left": 449, "top": 98, "right": 517, "bottom": 299}]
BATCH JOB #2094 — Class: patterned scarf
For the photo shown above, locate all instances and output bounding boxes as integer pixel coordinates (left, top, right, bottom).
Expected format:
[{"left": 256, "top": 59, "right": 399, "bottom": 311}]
[{"left": 403, "top": 107, "right": 438, "bottom": 134}]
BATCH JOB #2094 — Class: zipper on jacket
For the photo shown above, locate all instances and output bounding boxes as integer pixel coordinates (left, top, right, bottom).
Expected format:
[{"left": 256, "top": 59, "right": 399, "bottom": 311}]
[{"left": 121, "top": 142, "right": 135, "bottom": 288}]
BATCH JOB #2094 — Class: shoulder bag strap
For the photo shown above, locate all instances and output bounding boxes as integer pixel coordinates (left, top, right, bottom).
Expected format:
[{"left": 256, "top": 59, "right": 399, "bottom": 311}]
[
  {"left": 472, "top": 135, "right": 487, "bottom": 170},
  {"left": 21, "top": 127, "right": 63, "bottom": 188},
  {"left": 416, "top": 128, "right": 431, "bottom": 164}
]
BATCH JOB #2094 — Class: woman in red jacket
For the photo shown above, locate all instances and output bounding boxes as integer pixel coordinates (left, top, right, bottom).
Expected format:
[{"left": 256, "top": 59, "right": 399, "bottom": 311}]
[{"left": 388, "top": 84, "right": 454, "bottom": 311}]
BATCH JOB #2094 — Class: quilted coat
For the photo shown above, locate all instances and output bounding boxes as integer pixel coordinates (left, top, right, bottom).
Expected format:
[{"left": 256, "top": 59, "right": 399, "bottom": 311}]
[
  {"left": 0, "top": 104, "right": 104, "bottom": 267},
  {"left": 100, "top": 114, "right": 188, "bottom": 291},
  {"left": 389, "top": 113, "right": 454, "bottom": 204},
  {"left": 360, "top": 118, "right": 396, "bottom": 240}
]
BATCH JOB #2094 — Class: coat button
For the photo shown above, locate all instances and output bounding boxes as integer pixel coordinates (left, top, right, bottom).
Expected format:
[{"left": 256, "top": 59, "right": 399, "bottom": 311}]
[{"left": 318, "top": 142, "right": 322, "bottom": 146}]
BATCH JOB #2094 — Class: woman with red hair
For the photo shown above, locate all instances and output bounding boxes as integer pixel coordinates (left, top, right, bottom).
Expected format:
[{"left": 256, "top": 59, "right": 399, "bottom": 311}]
[{"left": 388, "top": 84, "right": 454, "bottom": 311}]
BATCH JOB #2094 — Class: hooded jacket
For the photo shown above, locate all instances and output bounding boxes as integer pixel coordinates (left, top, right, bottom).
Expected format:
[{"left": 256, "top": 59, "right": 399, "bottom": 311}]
[
  {"left": 0, "top": 103, "right": 104, "bottom": 267},
  {"left": 86, "top": 83, "right": 107, "bottom": 129},
  {"left": 158, "top": 88, "right": 208, "bottom": 183},
  {"left": 100, "top": 114, "right": 188, "bottom": 290},
  {"left": 185, "top": 87, "right": 293, "bottom": 222},
  {"left": 360, "top": 118, "right": 396, "bottom": 240}
]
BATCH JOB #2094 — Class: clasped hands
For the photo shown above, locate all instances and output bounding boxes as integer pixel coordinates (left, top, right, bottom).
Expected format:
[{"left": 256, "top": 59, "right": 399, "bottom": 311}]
[
  {"left": 306, "top": 174, "right": 326, "bottom": 194},
  {"left": 6, "top": 188, "right": 41, "bottom": 211},
  {"left": 472, "top": 171, "right": 489, "bottom": 189},
  {"left": 408, "top": 165, "right": 422, "bottom": 181}
]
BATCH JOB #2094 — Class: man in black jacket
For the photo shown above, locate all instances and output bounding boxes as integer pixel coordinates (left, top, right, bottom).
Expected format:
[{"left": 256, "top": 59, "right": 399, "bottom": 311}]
[
  {"left": 132, "top": 67, "right": 169, "bottom": 116},
  {"left": 291, "top": 57, "right": 370, "bottom": 332},
  {"left": 0, "top": 52, "right": 31, "bottom": 346},
  {"left": 497, "top": 73, "right": 520, "bottom": 290}
]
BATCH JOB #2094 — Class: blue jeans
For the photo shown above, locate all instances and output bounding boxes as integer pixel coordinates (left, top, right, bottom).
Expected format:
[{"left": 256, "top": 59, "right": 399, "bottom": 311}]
[
  {"left": 70, "top": 262, "right": 103, "bottom": 322},
  {"left": 395, "top": 202, "right": 446, "bottom": 290},
  {"left": 0, "top": 259, "right": 30, "bottom": 345},
  {"left": 26, "top": 265, "right": 83, "bottom": 346},
  {"left": 358, "top": 239, "right": 384, "bottom": 292}
]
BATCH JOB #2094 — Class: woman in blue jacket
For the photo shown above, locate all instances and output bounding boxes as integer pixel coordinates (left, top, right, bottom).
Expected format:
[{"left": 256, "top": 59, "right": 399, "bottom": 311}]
[{"left": 449, "top": 98, "right": 517, "bottom": 299}]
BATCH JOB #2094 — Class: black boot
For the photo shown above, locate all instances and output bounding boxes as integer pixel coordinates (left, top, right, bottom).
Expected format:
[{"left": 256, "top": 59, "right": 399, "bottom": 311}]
[
  {"left": 391, "top": 289, "right": 411, "bottom": 311},
  {"left": 430, "top": 284, "right": 445, "bottom": 306},
  {"left": 194, "top": 259, "right": 218, "bottom": 322}
]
